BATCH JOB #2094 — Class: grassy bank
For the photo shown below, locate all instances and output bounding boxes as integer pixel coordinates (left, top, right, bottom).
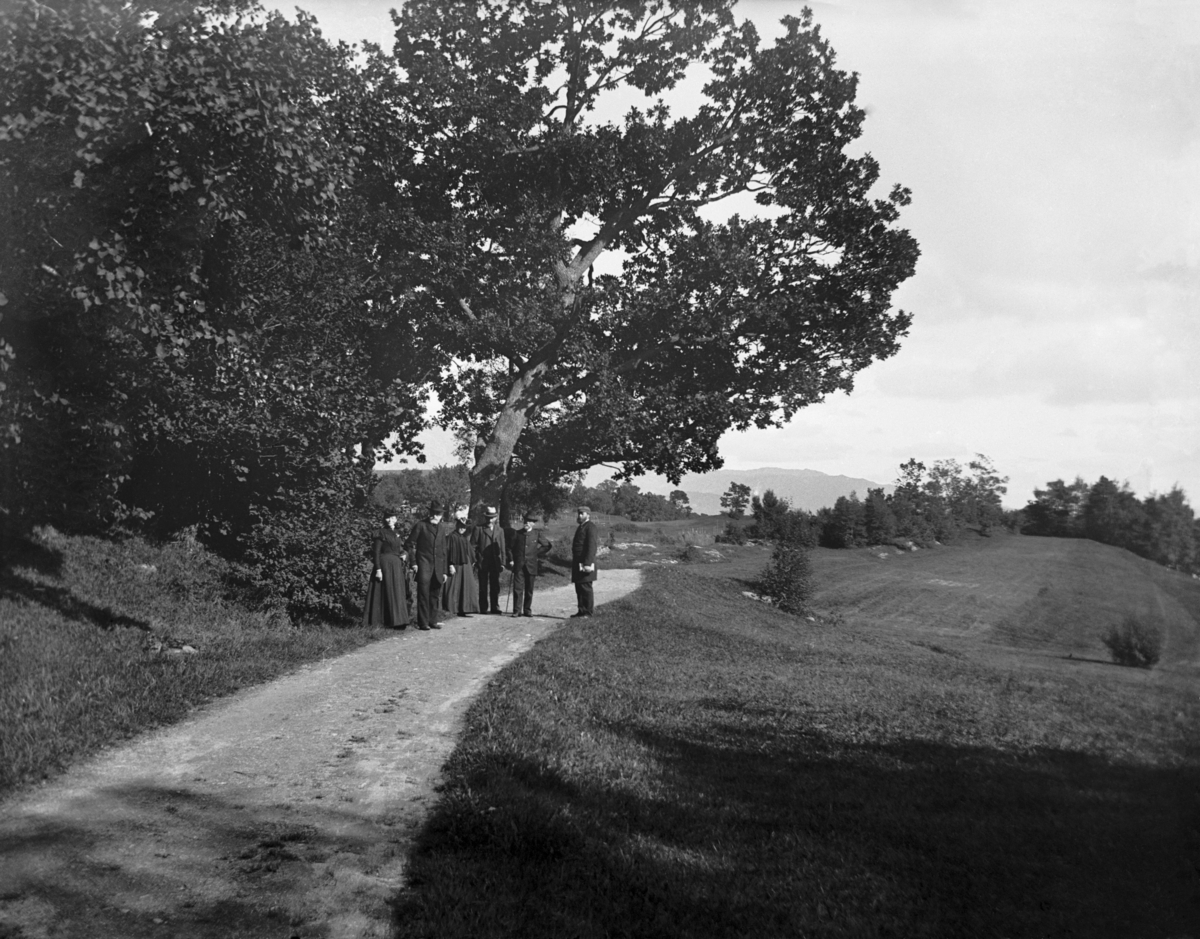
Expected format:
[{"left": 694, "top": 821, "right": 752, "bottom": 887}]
[
  {"left": 393, "top": 536, "right": 1200, "bottom": 937},
  {"left": 0, "top": 526, "right": 388, "bottom": 796}
]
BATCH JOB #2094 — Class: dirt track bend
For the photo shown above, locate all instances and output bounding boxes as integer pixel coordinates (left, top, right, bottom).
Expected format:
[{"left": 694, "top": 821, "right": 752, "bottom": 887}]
[{"left": 0, "top": 570, "right": 642, "bottom": 939}]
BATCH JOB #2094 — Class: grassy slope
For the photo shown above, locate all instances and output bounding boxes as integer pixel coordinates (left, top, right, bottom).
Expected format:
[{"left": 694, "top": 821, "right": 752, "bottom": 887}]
[
  {"left": 394, "top": 534, "right": 1200, "bottom": 938},
  {"left": 0, "top": 527, "right": 389, "bottom": 796}
]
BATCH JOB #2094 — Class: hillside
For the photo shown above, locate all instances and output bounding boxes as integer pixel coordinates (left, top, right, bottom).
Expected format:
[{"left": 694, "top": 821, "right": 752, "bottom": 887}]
[
  {"left": 643, "top": 466, "right": 891, "bottom": 515},
  {"left": 806, "top": 533, "right": 1200, "bottom": 668}
]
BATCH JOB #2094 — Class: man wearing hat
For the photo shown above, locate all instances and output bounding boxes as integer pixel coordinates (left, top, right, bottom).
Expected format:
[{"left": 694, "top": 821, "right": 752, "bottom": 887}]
[
  {"left": 505, "top": 511, "right": 553, "bottom": 617},
  {"left": 571, "top": 505, "right": 599, "bottom": 617},
  {"left": 474, "top": 505, "right": 506, "bottom": 614},
  {"left": 404, "top": 501, "right": 451, "bottom": 630}
]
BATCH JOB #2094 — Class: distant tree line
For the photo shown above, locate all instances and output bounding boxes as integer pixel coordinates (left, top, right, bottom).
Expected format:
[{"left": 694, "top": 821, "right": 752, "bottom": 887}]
[
  {"left": 1022, "top": 476, "right": 1198, "bottom": 574},
  {"left": 720, "top": 455, "right": 1014, "bottom": 549},
  {"left": 373, "top": 466, "right": 472, "bottom": 517},
  {"left": 566, "top": 479, "right": 692, "bottom": 523},
  {"left": 372, "top": 468, "right": 693, "bottom": 526}
]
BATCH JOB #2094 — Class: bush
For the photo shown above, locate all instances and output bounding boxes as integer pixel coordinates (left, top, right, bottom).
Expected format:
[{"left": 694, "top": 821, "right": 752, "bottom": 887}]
[
  {"left": 756, "top": 543, "right": 813, "bottom": 615},
  {"left": 1101, "top": 616, "right": 1164, "bottom": 668},
  {"left": 716, "top": 521, "right": 748, "bottom": 545}
]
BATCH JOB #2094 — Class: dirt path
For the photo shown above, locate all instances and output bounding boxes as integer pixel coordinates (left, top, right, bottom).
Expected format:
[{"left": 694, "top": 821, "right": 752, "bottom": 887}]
[{"left": 0, "top": 570, "right": 642, "bottom": 939}]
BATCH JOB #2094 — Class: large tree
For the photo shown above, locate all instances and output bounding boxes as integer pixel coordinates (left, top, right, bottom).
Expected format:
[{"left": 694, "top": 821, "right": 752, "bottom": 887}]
[{"left": 380, "top": 1, "right": 919, "bottom": 515}]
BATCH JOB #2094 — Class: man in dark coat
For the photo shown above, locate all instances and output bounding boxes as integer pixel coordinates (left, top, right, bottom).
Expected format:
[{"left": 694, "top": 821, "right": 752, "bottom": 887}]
[
  {"left": 405, "top": 501, "right": 451, "bottom": 630},
  {"left": 474, "top": 505, "right": 505, "bottom": 614},
  {"left": 505, "top": 510, "right": 552, "bottom": 617},
  {"left": 571, "top": 505, "right": 599, "bottom": 617}
]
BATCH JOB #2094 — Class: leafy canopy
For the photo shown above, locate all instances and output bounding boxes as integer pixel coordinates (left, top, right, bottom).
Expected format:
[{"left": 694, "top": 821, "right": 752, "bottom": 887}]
[{"left": 378, "top": 1, "right": 919, "bottom": 499}]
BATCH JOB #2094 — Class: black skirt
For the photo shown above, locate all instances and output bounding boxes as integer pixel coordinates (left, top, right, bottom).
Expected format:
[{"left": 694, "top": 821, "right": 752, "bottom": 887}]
[{"left": 363, "top": 553, "right": 410, "bottom": 627}]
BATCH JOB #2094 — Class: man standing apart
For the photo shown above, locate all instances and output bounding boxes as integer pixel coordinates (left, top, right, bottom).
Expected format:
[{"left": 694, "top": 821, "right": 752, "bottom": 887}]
[
  {"left": 474, "top": 505, "right": 505, "bottom": 614},
  {"left": 405, "top": 501, "right": 451, "bottom": 630},
  {"left": 571, "top": 505, "right": 599, "bottom": 618},
  {"left": 506, "top": 510, "right": 552, "bottom": 618}
]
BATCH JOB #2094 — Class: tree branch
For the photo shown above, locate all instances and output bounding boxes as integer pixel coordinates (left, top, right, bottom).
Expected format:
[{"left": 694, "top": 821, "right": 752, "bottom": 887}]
[{"left": 530, "top": 331, "right": 687, "bottom": 409}]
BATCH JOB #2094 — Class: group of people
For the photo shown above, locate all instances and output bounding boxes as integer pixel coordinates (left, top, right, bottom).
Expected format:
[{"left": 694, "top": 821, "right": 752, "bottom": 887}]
[{"left": 362, "top": 502, "right": 599, "bottom": 631}]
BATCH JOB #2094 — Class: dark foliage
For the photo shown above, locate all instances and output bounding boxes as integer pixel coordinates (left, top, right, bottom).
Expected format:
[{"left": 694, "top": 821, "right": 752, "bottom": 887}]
[
  {"left": 1101, "top": 616, "right": 1164, "bottom": 669},
  {"left": 756, "top": 543, "right": 813, "bottom": 615},
  {"left": 720, "top": 482, "right": 752, "bottom": 519},
  {"left": 749, "top": 489, "right": 819, "bottom": 547},
  {"left": 0, "top": 0, "right": 430, "bottom": 618}
]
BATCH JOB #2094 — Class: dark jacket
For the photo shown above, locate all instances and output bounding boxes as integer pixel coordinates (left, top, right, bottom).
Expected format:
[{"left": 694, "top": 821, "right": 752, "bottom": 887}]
[
  {"left": 371, "top": 526, "right": 406, "bottom": 573},
  {"left": 506, "top": 527, "right": 552, "bottom": 576},
  {"left": 571, "top": 520, "right": 599, "bottom": 583},
  {"left": 474, "top": 521, "right": 506, "bottom": 571},
  {"left": 404, "top": 520, "right": 450, "bottom": 578},
  {"left": 447, "top": 526, "right": 476, "bottom": 565}
]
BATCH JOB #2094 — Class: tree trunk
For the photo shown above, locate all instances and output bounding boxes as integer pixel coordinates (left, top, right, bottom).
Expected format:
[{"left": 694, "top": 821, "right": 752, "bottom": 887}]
[
  {"left": 467, "top": 248, "right": 594, "bottom": 522},
  {"left": 468, "top": 365, "right": 545, "bottom": 524}
]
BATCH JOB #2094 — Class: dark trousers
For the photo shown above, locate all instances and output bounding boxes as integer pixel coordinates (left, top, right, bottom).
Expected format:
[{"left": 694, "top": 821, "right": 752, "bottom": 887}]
[
  {"left": 416, "top": 566, "right": 443, "bottom": 628},
  {"left": 575, "top": 581, "right": 594, "bottom": 615},
  {"left": 479, "top": 566, "right": 502, "bottom": 612},
  {"left": 512, "top": 570, "right": 536, "bottom": 615}
]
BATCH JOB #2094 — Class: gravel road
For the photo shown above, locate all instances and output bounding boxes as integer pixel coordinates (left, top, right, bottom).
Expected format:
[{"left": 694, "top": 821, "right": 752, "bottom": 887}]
[{"left": 0, "top": 570, "right": 642, "bottom": 939}]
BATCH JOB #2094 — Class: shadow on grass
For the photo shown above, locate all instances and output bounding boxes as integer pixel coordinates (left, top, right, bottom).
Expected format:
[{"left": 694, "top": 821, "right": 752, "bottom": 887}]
[
  {"left": 0, "top": 531, "right": 63, "bottom": 574},
  {"left": 1, "top": 534, "right": 150, "bottom": 633},
  {"left": 1059, "top": 652, "right": 1128, "bottom": 668},
  {"left": 0, "top": 781, "right": 396, "bottom": 939},
  {"left": 0, "top": 567, "right": 151, "bottom": 633},
  {"left": 395, "top": 723, "right": 1200, "bottom": 939}
]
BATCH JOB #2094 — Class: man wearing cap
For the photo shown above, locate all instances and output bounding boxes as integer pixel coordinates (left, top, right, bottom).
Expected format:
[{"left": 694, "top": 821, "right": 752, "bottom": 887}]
[
  {"left": 474, "top": 505, "right": 506, "bottom": 614},
  {"left": 404, "top": 501, "right": 451, "bottom": 630},
  {"left": 505, "top": 511, "right": 553, "bottom": 618},
  {"left": 571, "top": 505, "right": 599, "bottom": 618}
]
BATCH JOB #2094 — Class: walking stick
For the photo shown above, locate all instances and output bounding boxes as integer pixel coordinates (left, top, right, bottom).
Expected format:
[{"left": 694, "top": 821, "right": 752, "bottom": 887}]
[{"left": 504, "top": 567, "right": 513, "bottom": 614}]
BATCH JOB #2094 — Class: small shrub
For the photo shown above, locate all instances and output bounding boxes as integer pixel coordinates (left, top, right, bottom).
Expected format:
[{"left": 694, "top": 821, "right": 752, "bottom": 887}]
[
  {"left": 1101, "top": 616, "right": 1163, "bottom": 668},
  {"left": 716, "top": 521, "right": 748, "bottom": 545},
  {"left": 756, "top": 543, "right": 813, "bottom": 615}
]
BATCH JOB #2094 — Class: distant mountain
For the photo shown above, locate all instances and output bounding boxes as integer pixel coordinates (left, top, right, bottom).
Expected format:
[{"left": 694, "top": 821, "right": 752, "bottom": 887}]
[{"left": 645, "top": 467, "right": 892, "bottom": 516}]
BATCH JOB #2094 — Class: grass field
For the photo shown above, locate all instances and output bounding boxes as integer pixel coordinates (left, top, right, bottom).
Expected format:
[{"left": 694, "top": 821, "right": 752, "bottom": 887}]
[
  {"left": 0, "top": 526, "right": 389, "bottom": 795},
  {"left": 393, "top": 533, "right": 1200, "bottom": 938}
]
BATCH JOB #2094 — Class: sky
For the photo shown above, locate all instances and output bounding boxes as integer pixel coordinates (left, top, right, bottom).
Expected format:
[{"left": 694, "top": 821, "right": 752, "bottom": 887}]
[{"left": 269, "top": 0, "right": 1200, "bottom": 508}]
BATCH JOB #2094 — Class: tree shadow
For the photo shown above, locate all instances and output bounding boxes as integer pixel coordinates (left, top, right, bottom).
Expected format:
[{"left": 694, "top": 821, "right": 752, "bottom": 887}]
[
  {"left": 0, "top": 570, "right": 150, "bottom": 632},
  {"left": 0, "top": 535, "right": 150, "bottom": 633},
  {"left": 1059, "top": 652, "right": 1125, "bottom": 668},
  {"left": 0, "top": 782, "right": 401, "bottom": 939},
  {"left": 0, "top": 530, "right": 63, "bottom": 575},
  {"left": 395, "top": 720, "right": 1200, "bottom": 938}
]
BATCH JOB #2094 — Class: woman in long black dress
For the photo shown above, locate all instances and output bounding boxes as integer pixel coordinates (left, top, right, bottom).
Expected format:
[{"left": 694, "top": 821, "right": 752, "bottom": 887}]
[
  {"left": 363, "top": 509, "right": 411, "bottom": 628},
  {"left": 442, "top": 508, "right": 481, "bottom": 616}
]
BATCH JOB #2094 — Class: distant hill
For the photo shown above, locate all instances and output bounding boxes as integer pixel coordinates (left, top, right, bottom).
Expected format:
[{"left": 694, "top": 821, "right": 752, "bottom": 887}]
[{"left": 644, "top": 467, "right": 892, "bottom": 516}]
